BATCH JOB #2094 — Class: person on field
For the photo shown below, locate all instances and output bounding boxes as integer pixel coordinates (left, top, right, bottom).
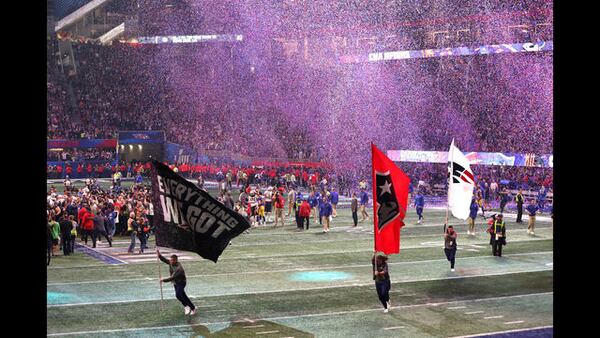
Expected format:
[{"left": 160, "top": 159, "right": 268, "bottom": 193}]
[
  {"left": 467, "top": 198, "right": 478, "bottom": 235},
  {"left": 414, "top": 192, "right": 425, "bottom": 224},
  {"left": 526, "top": 199, "right": 539, "bottom": 235},
  {"left": 444, "top": 225, "right": 458, "bottom": 271},
  {"left": 350, "top": 193, "right": 359, "bottom": 227},
  {"left": 515, "top": 189, "right": 525, "bottom": 223},
  {"left": 490, "top": 214, "right": 507, "bottom": 257},
  {"left": 299, "top": 198, "right": 311, "bottom": 230},
  {"left": 157, "top": 249, "right": 197, "bottom": 316},
  {"left": 372, "top": 253, "right": 392, "bottom": 313}
]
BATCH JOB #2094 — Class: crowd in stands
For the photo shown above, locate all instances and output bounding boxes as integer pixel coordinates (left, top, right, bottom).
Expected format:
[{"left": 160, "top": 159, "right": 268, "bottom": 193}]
[
  {"left": 47, "top": 35, "right": 552, "bottom": 160},
  {"left": 47, "top": 148, "right": 116, "bottom": 162}
]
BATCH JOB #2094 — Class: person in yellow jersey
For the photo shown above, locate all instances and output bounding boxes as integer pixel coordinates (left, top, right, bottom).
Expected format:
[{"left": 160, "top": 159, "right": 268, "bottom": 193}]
[{"left": 490, "top": 214, "right": 506, "bottom": 257}]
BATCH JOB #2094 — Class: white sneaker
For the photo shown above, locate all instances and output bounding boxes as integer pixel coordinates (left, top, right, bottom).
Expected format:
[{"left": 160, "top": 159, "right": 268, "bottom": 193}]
[
  {"left": 384, "top": 308, "right": 389, "bottom": 313},
  {"left": 189, "top": 308, "right": 197, "bottom": 315},
  {"left": 184, "top": 306, "right": 191, "bottom": 315},
  {"left": 451, "top": 268, "right": 455, "bottom": 272},
  {"left": 387, "top": 300, "right": 391, "bottom": 309},
  {"left": 531, "top": 231, "right": 534, "bottom": 235}
]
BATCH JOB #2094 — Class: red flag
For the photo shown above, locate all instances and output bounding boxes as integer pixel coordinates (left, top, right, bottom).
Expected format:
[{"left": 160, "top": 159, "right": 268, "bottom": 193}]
[{"left": 372, "top": 143, "right": 410, "bottom": 254}]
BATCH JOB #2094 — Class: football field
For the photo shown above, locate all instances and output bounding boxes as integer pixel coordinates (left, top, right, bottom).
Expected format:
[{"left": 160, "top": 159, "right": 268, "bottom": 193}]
[{"left": 47, "top": 185, "right": 553, "bottom": 337}]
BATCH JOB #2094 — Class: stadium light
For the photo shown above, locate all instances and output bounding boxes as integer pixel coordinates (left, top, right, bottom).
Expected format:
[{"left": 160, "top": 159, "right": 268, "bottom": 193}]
[
  {"left": 138, "top": 145, "right": 143, "bottom": 150},
  {"left": 129, "top": 145, "right": 133, "bottom": 150}
]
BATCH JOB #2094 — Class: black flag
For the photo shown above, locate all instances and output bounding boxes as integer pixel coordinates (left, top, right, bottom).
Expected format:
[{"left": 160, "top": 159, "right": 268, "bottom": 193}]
[{"left": 150, "top": 160, "right": 250, "bottom": 262}]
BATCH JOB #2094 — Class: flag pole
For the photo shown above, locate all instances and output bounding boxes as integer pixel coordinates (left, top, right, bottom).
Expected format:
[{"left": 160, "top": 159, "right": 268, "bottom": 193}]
[
  {"left": 157, "top": 248, "right": 164, "bottom": 311},
  {"left": 445, "top": 140, "right": 454, "bottom": 233}
]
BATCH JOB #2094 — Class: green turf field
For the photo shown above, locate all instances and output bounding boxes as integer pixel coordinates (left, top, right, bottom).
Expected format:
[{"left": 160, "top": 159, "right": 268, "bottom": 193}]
[{"left": 47, "top": 184, "right": 553, "bottom": 337}]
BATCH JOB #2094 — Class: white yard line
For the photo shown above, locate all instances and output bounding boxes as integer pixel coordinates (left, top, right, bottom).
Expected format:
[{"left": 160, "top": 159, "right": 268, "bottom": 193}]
[
  {"left": 383, "top": 326, "right": 406, "bottom": 330},
  {"left": 483, "top": 315, "right": 504, "bottom": 319},
  {"left": 47, "top": 293, "right": 553, "bottom": 336},
  {"left": 243, "top": 325, "right": 265, "bottom": 329},
  {"left": 449, "top": 326, "right": 552, "bottom": 338},
  {"left": 48, "top": 251, "right": 553, "bottom": 286},
  {"left": 504, "top": 320, "right": 525, "bottom": 325},
  {"left": 256, "top": 330, "right": 279, "bottom": 335},
  {"left": 465, "top": 311, "right": 484, "bottom": 314},
  {"left": 447, "top": 306, "right": 466, "bottom": 310}
]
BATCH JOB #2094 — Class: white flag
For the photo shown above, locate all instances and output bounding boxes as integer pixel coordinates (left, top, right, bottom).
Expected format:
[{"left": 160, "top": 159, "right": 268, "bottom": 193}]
[{"left": 447, "top": 139, "right": 475, "bottom": 220}]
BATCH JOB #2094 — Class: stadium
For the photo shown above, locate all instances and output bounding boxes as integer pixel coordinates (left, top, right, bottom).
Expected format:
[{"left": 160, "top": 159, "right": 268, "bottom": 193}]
[{"left": 46, "top": 0, "right": 553, "bottom": 337}]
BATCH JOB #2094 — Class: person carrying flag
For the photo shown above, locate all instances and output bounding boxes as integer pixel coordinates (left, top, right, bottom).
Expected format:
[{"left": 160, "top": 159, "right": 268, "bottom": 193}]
[
  {"left": 372, "top": 253, "right": 392, "bottom": 313},
  {"left": 371, "top": 143, "right": 410, "bottom": 314},
  {"left": 444, "top": 224, "right": 458, "bottom": 271},
  {"left": 157, "top": 249, "right": 197, "bottom": 316}
]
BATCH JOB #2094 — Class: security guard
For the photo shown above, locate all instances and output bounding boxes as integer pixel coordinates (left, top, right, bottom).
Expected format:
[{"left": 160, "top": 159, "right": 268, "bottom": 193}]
[
  {"left": 490, "top": 214, "right": 506, "bottom": 257},
  {"left": 515, "top": 189, "right": 524, "bottom": 223}
]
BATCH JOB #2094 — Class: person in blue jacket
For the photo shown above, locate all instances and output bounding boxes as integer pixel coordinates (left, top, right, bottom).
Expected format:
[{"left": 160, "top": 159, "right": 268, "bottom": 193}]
[
  {"left": 526, "top": 199, "right": 539, "bottom": 235},
  {"left": 320, "top": 196, "right": 333, "bottom": 233},
  {"left": 468, "top": 198, "right": 479, "bottom": 235},
  {"left": 308, "top": 191, "right": 319, "bottom": 222},
  {"left": 314, "top": 190, "right": 322, "bottom": 222},
  {"left": 359, "top": 188, "right": 369, "bottom": 222},
  {"left": 330, "top": 188, "right": 339, "bottom": 218},
  {"left": 414, "top": 192, "right": 425, "bottom": 224}
]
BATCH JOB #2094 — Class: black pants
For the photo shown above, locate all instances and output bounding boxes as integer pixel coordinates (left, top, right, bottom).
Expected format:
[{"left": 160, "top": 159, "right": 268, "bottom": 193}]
[
  {"left": 295, "top": 211, "right": 302, "bottom": 228},
  {"left": 352, "top": 211, "right": 358, "bottom": 226},
  {"left": 61, "top": 232, "right": 72, "bottom": 255},
  {"left": 416, "top": 207, "right": 423, "bottom": 220},
  {"left": 70, "top": 234, "right": 76, "bottom": 253},
  {"left": 174, "top": 282, "right": 195, "bottom": 310},
  {"left": 47, "top": 238, "right": 53, "bottom": 266},
  {"left": 444, "top": 248, "right": 456, "bottom": 269},
  {"left": 375, "top": 279, "right": 391, "bottom": 309},
  {"left": 492, "top": 237, "right": 505, "bottom": 256},
  {"left": 302, "top": 216, "right": 310, "bottom": 230},
  {"left": 82, "top": 229, "right": 96, "bottom": 247},
  {"left": 516, "top": 205, "right": 523, "bottom": 222},
  {"left": 94, "top": 230, "right": 111, "bottom": 247},
  {"left": 500, "top": 201, "right": 507, "bottom": 214}
]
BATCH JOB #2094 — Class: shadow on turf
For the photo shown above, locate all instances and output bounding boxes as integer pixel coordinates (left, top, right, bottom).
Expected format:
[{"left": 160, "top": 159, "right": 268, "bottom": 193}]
[{"left": 190, "top": 319, "right": 314, "bottom": 338}]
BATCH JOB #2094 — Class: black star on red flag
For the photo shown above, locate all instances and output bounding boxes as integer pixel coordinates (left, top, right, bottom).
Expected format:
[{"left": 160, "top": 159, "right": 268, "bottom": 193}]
[{"left": 371, "top": 143, "right": 410, "bottom": 255}]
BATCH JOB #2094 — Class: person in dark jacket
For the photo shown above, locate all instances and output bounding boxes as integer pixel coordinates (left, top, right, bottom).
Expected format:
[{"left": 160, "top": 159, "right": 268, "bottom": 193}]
[
  {"left": 93, "top": 213, "right": 112, "bottom": 248},
  {"left": 499, "top": 188, "right": 510, "bottom": 214},
  {"left": 350, "top": 193, "right": 358, "bottom": 227},
  {"left": 444, "top": 225, "right": 458, "bottom": 271},
  {"left": 515, "top": 189, "right": 525, "bottom": 223},
  {"left": 157, "top": 249, "right": 196, "bottom": 315},
  {"left": 372, "top": 253, "right": 391, "bottom": 313},
  {"left": 59, "top": 214, "right": 73, "bottom": 256},
  {"left": 490, "top": 214, "right": 507, "bottom": 257}
]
